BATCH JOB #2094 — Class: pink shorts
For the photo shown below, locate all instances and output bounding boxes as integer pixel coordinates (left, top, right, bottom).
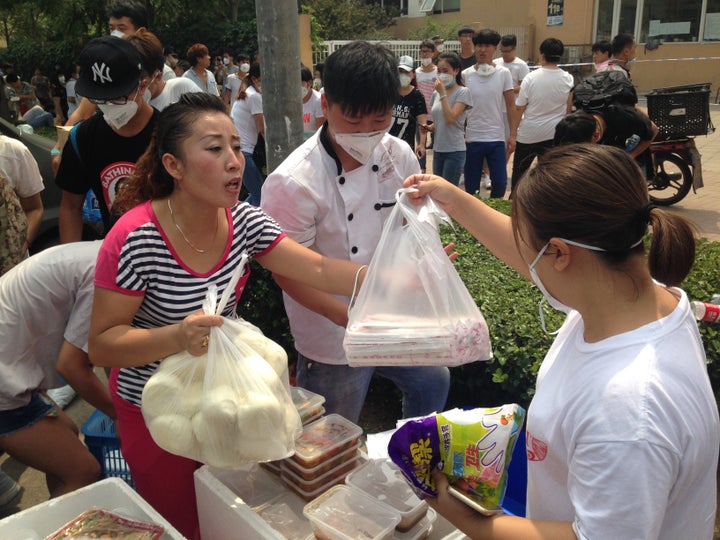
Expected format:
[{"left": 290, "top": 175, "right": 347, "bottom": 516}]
[{"left": 109, "top": 369, "right": 201, "bottom": 539}]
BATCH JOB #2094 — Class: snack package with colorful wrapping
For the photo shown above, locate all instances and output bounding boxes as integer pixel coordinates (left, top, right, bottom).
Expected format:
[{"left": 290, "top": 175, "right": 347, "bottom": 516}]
[{"left": 388, "top": 405, "right": 525, "bottom": 513}]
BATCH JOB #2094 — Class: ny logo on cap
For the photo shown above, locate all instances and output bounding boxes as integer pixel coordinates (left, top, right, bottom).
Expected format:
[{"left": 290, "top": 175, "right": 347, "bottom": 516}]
[{"left": 91, "top": 62, "right": 113, "bottom": 84}]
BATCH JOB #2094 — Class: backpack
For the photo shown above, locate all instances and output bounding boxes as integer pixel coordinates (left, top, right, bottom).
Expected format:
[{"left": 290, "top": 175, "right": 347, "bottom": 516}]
[
  {"left": 572, "top": 70, "right": 638, "bottom": 112},
  {"left": 0, "top": 174, "right": 28, "bottom": 276}
]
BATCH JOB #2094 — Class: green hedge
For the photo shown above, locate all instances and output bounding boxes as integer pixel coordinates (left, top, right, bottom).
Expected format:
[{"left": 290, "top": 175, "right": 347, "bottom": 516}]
[{"left": 239, "top": 198, "right": 720, "bottom": 410}]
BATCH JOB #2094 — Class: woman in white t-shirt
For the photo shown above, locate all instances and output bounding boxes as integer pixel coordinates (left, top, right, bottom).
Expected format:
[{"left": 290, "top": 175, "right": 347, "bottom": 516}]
[
  {"left": 510, "top": 38, "right": 574, "bottom": 197},
  {"left": 405, "top": 144, "right": 719, "bottom": 540},
  {"left": 230, "top": 62, "right": 264, "bottom": 205}
]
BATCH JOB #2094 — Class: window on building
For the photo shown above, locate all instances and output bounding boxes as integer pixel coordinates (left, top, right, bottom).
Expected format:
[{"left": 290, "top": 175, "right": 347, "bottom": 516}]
[
  {"left": 640, "top": 0, "right": 703, "bottom": 42},
  {"left": 432, "top": 0, "right": 460, "bottom": 14},
  {"left": 704, "top": 0, "right": 720, "bottom": 40}
]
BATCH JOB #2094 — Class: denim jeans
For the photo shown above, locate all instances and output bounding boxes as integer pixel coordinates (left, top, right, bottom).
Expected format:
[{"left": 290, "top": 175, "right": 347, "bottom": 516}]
[
  {"left": 23, "top": 105, "right": 54, "bottom": 129},
  {"left": 242, "top": 151, "right": 264, "bottom": 206},
  {"left": 432, "top": 150, "right": 466, "bottom": 186},
  {"left": 296, "top": 353, "right": 450, "bottom": 424},
  {"left": 465, "top": 140, "right": 507, "bottom": 198}
]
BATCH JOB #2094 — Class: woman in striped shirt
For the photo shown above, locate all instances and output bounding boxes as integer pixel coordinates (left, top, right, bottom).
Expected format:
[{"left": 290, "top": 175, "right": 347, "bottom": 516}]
[{"left": 89, "top": 93, "right": 365, "bottom": 538}]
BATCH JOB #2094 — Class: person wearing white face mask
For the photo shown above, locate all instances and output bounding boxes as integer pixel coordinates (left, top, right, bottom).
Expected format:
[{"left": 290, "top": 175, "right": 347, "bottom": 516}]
[
  {"left": 415, "top": 39, "right": 438, "bottom": 173},
  {"left": 301, "top": 65, "right": 325, "bottom": 139},
  {"left": 125, "top": 29, "right": 202, "bottom": 112},
  {"left": 55, "top": 36, "right": 159, "bottom": 243},
  {"left": 388, "top": 55, "right": 427, "bottom": 160},
  {"left": 404, "top": 144, "right": 719, "bottom": 540},
  {"left": 262, "top": 41, "right": 451, "bottom": 425},
  {"left": 420, "top": 51, "right": 471, "bottom": 186},
  {"left": 223, "top": 53, "right": 250, "bottom": 107},
  {"left": 596, "top": 33, "right": 637, "bottom": 80}
]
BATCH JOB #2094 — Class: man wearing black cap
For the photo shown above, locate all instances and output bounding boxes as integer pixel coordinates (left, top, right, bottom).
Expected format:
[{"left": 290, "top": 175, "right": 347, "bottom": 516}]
[{"left": 55, "top": 36, "right": 158, "bottom": 243}]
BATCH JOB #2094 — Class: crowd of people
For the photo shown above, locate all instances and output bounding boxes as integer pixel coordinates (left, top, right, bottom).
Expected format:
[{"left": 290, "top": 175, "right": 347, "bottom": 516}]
[{"left": 0, "top": 1, "right": 717, "bottom": 539}]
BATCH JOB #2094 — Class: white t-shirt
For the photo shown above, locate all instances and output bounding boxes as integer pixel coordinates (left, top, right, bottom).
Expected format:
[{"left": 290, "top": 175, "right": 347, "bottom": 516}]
[
  {"left": 462, "top": 65, "right": 513, "bottom": 142},
  {"left": 224, "top": 73, "right": 244, "bottom": 104},
  {"left": 230, "top": 86, "right": 263, "bottom": 153},
  {"left": 162, "top": 64, "right": 176, "bottom": 81},
  {"left": 149, "top": 77, "right": 203, "bottom": 112},
  {"left": 494, "top": 56, "right": 530, "bottom": 88},
  {"left": 66, "top": 79, "right": 79, "bottom": 116},
  {"left": 0, "top": 135, "right": 44, "bottom": 197},
  {"left": 526, "top": 289, "right": 719, "bottom": 539},
  {"left": 302, "top": 89, "right": 324, "bottom": 135},
  {"left": 261, "top": 127, "right": 420, "bottom": 364},
  {"left": 415, "top": 67, "right": 438, "bottom": 123},
  {"left": 515, "top": 67, "right": 574, "bottom": 144},
  {"left": 0, "top": 241, "right": 101, "bottom": 409}
]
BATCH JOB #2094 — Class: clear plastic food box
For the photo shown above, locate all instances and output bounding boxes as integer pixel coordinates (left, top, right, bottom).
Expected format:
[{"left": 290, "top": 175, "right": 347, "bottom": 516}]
[
  {"left": 282, "top": 455, "right": 361, "bottom": 493},
  {"left": 346, "top": 458, "right": 428, "bottom": 531},
  {"left": 281, "top": 441, "right": 360, "bottom": 481},
  {"left": 303, "top": 484, "right": 401, "bottom": 540},
  {"left": 393, "top": 508, "right": 437, "bottom": 540},
  {"left": 291, "top": 413, "right": 362, "bottom": 469},
  {"left": 290, "top": 386, "right": 326, "bottom": 424}
]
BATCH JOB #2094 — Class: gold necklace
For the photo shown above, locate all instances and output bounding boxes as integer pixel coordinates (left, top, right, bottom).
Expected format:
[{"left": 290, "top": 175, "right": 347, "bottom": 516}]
[{"left": 167, "top": 198, "right": 218, "bottom": 254}]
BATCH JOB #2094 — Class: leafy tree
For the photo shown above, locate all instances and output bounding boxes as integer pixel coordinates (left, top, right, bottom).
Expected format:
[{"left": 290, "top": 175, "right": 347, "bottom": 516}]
[
  {"left": 408, "top": 15, "right": 461, "bottom": 41},
  {"left": 301, "top": 0, "right": 395, "bottom": 40}
]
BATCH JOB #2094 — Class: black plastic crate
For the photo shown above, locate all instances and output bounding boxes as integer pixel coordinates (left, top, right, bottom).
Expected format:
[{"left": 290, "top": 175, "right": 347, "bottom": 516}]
[
  {"left": 647, "top": 83, "right": 711, "bottom": 137},
  {"left": 81, "top": 409, "right": 135, "bottom": 488}
]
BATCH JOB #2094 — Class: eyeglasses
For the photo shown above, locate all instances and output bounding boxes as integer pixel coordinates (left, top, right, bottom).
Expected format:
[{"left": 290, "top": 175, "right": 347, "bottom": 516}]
[{"left": 87, "top": 84, "right": 139, "bottom": 105}]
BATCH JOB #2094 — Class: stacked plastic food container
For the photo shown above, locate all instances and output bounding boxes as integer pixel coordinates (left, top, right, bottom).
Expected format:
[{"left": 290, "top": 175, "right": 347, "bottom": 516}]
[
  {"left": 304, "top": 459, "right": 437, "bottom": 540},
  {"left": 281, "top": 413, "right": 363, "bottom": 501}
]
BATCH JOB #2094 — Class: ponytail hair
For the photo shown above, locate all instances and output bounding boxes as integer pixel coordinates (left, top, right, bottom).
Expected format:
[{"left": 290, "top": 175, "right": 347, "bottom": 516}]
[
  {"left": 113, "top": 93, "right": 228, "bottom": 215},
  {"left": 513, "top": 144, "right": 695, "bottom": 286}
]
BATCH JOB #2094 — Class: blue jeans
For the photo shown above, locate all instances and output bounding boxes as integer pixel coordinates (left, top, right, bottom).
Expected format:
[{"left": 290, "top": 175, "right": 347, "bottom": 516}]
[
  {"left": 242, "top": 151, "right": 264, "bottom": 206},
  {"left": 432, "top": 150, "right": 466, "bottom": 186},
  {"left": 296, "top": 353, "right": 450, "bottom": 424},
  {"left": 465, "top": 141, "right": 507, "bottom": 198}
]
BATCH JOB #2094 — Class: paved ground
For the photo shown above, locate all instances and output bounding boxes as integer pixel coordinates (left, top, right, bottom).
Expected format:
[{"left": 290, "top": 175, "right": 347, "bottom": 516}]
[{"left": 2, "top": 103, "right": 720, "bottom": 535}]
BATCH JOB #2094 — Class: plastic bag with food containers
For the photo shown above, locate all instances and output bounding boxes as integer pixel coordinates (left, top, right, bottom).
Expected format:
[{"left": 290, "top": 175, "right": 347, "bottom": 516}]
[{"left": 343, "top": 188, "right": 492, "bottom": 367}]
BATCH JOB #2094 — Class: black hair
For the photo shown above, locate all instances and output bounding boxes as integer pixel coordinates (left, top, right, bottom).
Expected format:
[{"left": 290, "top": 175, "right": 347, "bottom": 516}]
[
  {"left": 114, "top": 93, "right": 227, "bottom": 214},
  {"left": 237, "top": 53, "right": 250, "bottom": 63},
  {"left": 106, "top": 0, "right": 148, "bottom": 29},
  {"left": 437, "top": 52, "right": 464, "bottom": 87},
  {"left": 458, "top": 26, "right": 475, "bottom": 37},
  {"left": 473, "top": 29, "right": 501, "bottom": 47},
  {"left": 540, "top": 37, "right": 563, "bottom": 63},
  {"left": 323, "top": 41, "right": 398, "bottom": 117},
  {"left": 553, "top": 112, "right": 597, "bottom": 146},
  {"left": 591, "top": 40, "right": 612, "bottom": 55},
  {"left": 300, "top": 66, "right": 313, "bottom": 83},
  {"left": 514, "top": 144, "right": 695, "bottom": 287},
  {"left": 5, "top": 73, "right": 18, "bottom": 84},
  {"left": 500, "top": 34, "right": 517, "bottom": 48},
  {"left": 314, "top": 62, "right": 324, "bottom": 76},
  {"left": 420, "top": 39, "right": 435, "bottom": 52},
  {"left": 238, "top": 62, "right": 261, "bottom": 100},
  {"left": 611, "top": 33, "right": 635, "bottom": 57}
]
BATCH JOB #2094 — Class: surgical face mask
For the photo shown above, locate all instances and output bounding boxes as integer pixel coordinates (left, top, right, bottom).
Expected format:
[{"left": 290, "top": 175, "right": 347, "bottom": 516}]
[
  {"left": 313, "top": 77, "right": 322, "bottom": 88},
  {"left": 477, "top": 63, "right": 496, "bottom": 76},
  {"left": 239, "top": 63, "right": 250, "bottom": 73},
  {"left": 302, "top": 84, "right": 310, "bottom": 99},
  {"left": 97, "top": 87, "right": 140, "bottom": 130},
  {"left": 110, "top": 29, "right": 125, "bottom": 38},
  {"left": 58, "top": 75, "right": 66, "bottom": 84},
  {"left": 420, "top": 57, "right": 433, "bottom": 67},
  {"left": 436, "top": 44, "right": 444, "bottom": 52},
  {"left": 399, "top": 74, "right": 412, "bottom": 87},
  {"left": 223, "top": 57, "right": 229, "bottom": 66},
  {"left": 437, "top": 73, "right": 455, "bottom": 88},
  {"left": 528, "top": 238, "right": 607, "bottom": 333},
  {"left": 334, "top": 129, "right": 387, "bottom": 164}
]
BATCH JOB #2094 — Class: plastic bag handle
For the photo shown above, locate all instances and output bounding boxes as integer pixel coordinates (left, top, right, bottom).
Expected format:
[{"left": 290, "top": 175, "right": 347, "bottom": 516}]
[{"left": 202, "top": 252, "right": 249, "bottom": 316}]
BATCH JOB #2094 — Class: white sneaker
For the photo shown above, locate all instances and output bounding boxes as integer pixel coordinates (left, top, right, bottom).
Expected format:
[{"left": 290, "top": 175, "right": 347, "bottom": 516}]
[
  {"left": 0, "top": 472, "right": 21, "bottom": 507},
  {"left": 483, "top": 176, "right": 492, "bottom": 189},
  {"left": 47, "top": 384, "right": 76, "bottom": 409}
]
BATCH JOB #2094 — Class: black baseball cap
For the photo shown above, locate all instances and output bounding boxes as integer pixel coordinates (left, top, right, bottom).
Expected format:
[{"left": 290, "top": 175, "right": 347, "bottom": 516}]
[{"left": 76, "top": 36, "right": 143, "bottom": 100}]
